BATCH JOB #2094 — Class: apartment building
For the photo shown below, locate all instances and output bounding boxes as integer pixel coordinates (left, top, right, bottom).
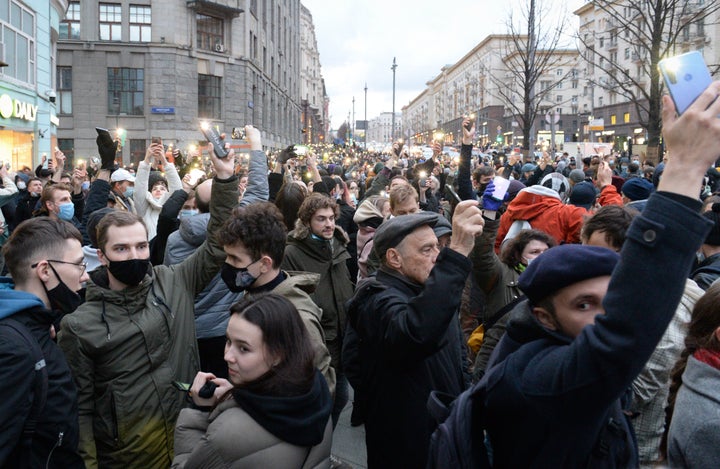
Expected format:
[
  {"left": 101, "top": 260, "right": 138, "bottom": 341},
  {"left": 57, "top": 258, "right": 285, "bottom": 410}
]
[{"left": 299, "top": 3, "right": 327, "bottom": 144}]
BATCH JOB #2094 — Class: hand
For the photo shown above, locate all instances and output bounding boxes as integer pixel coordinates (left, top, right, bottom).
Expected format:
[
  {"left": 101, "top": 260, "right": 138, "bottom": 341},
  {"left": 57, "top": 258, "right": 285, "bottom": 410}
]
[
  {"left": 462, "top": 117, "right": 475, "bottom": 145},
  {"left": 245, "top": 125, "right": 262, "bottom": 151},
  {"left": 278, "top": 145, "right": 297, "bottom": 164},
  {"left": 482, "top": 182, "right": 504, "bottom": 211},
  {"left": 181, "top": 174, "right": 194, "bottom": 193},
  {"left": 660, "top": 84, "right": 720, "bottom": 198},
  {"left": 54, "top": 149, "right": 66, "bottom": 169},
  {"left": 432, "top": 141, "right": 443, "bottom": 156},
  {"left": 392, "top": 140, "right": 404, "bottom": 157},
  {"left": 508, "top": 154, "right": 521, "bottom": 166},
  {"left": 306, "top": 153, "right": 317, "bottom": 169},
  {"left": 72, "top": 167, "right": 87, "bottom": 190},
  {"left": 209, "top": 142, "right": 235, "bottom": 180},
  {"left": 189, "top": 372, "right": 233, "bottom": 407},
  {"left": 96, "top": 133, "right": 118, "bottom": 170},
  {"left": 448, "top": 200, "right": 485, "bottom": 257},
  {"left": 595, "top": 161, "right": 612, "bottom": 188}
]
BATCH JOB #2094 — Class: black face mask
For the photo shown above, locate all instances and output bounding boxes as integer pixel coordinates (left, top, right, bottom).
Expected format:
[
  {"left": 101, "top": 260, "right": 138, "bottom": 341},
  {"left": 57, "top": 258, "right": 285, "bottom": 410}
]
[
  {"left": 44, "top": 264, "right": 83, "bottom": 314},
  {"left": 106, "top": 257, "right": 151, "bottom": 287},
  {"left": 221, "top": 262, "right": 257, "bottom": 293}
]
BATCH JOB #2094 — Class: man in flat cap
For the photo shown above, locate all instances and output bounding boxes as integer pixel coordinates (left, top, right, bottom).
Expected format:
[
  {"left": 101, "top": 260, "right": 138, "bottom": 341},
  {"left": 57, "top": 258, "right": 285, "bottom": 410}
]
[
  {"left": 343, "top": 200, "right": 484, "bottom": 468},
  {"left": 478, "top": 83, "right": 720, "bottom": 467}
]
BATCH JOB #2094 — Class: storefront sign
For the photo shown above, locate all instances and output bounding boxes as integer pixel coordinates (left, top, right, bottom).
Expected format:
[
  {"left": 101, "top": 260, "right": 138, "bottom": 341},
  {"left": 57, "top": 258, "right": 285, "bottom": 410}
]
[{"left": 0, "top": 94, "right": 38, "bottom": 122}]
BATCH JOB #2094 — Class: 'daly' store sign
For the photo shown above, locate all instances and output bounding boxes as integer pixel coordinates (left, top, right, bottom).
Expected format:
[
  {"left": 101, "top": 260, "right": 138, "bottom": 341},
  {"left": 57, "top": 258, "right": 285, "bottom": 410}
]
[{"left": 0, "top": 94, "right": 38, "bottom": 122}]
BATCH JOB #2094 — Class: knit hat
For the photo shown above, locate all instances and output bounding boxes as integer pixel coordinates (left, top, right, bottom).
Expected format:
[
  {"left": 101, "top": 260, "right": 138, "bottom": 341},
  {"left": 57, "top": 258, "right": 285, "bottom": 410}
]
[
  {"left": 518, "top": 244, "right": 620, "bottom": 305},
  {"left": 569, "top": 181, "right": 597, "bottom": 210},
  {"left": 621, "top": 178, "right": 653, "bottom": 201},
  {"left": 540, "top": 172, "right": 570, "bottom": 200},
  {"left": 703, "top": 203, "right": 720, "bottom": 246},
  {"left": 568, "top": 169, "right": 586, "bottom": 184},
  {"left": 373, "top": 163, "right": 385, "bottom": 175},
  {"left": 521, "top": 163, "right": 537, "bottom": 173},
  {"left": 507, "top": 180, "right": 526, "bottom": 202}
]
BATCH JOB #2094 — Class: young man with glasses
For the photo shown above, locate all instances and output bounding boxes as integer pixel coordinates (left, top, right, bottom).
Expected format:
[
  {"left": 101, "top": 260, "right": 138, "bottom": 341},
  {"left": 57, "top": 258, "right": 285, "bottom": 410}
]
[{"left": 0, "top": 217, "right": 89, "bottom": 467}]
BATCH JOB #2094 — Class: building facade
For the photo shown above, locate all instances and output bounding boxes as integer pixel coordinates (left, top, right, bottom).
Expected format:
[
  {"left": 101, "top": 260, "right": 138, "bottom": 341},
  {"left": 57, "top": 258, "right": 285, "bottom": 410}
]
[
  {"left": 299, "top": 3, "right": 327, "bottom": 144},
  {"left": 366, "top": 111, "right": 400, "bottom": 146},
  {"left": 56, "top": 0, "right": 306, "bottom": 166},
  {"left": 0, "top": 0, "right": 67, "bottom": 171}
]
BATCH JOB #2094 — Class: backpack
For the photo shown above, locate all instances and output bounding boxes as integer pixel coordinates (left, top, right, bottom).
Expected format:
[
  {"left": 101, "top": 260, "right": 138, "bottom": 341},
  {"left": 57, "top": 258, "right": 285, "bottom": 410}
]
[
  {"left": 0, "top": 317, "right": 48, "bottom": 451},
  {"left": 426, "top": 377, "right": 492, "bottom": 469}
]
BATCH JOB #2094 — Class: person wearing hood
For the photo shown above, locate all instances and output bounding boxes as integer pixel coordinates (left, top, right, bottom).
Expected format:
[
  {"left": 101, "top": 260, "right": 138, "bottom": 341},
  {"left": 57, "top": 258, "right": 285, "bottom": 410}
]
[
  {"left": 353, "top": 195, "right": 389, "bottom": 282},
  {"left": 282, "top": 193, "right": 354, "bottom": 428},
  {"left": 172, "top": 294, "right": 333, "bottom": 469},
  {"left": 134, "top": 142, "right": 182, "bottom": 240},
  {"left": 479, "top": 85, "right": 718, "bottom": 468},
  {"left": 164, "top": 146, "right": 269, "bottom": 379},
  {"left": 57, "top": 132, "right": 241, "bottom": 469},
  {"left": 0, "top": 218, "right": 88, "bottom": 468}
]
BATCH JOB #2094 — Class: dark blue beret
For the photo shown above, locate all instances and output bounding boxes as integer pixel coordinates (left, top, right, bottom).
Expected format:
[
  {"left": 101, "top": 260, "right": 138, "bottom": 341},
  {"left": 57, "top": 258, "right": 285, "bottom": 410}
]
[
  {"left": 518, "top": 244, "right": 620, "bottom": 304},
  {"left": 373, "top": 211, "right": 438, "bottom": 260},
  {"left": 621, "top": 178, "right": 654, "bottom": 201}
]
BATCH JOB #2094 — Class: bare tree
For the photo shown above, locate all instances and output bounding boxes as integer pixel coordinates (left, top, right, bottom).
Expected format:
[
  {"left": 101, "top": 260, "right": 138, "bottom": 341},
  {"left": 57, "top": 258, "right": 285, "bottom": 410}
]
[
  {"left": 578, "top": 0, "right": 720, "bottom": 162},
  {"left": 337, "top": 121, "right": 350, "bottom": 144},
  {"left": 486, "top": 0, "right": 573, "bottom": 154}
]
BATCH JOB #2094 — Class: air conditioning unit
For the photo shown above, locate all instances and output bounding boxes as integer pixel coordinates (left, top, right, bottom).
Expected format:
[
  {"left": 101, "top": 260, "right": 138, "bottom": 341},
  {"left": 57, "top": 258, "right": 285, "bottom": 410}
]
[{"left": 214, "top": 44, "right": 225, "bottom": 53}]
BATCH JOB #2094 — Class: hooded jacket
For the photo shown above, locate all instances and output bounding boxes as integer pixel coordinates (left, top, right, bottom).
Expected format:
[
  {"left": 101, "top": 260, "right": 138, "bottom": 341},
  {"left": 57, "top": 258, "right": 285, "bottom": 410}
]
[
  {"left": 133, "top": 161, "right": 182, "bottom": 240},
  {"left": 0, "top": 288, "right": 84, "bottom": 469},
  {"left": 282, "top": 223, "right": 354, "bottom": 370},
  {"left": 172, "top": 370, "right": 333, "bottom": 469},
  {"left": 57, "top": 174, "right": 238, "bottom": 469},
  {"left": 483, "top": 192, "right": 712, "bottom": 468},
  {"left": 691, "top": 252, "right": 720, "bottom": 290},
  {"left": 353, "top": 199, "right": 386, "bottom": 282}
]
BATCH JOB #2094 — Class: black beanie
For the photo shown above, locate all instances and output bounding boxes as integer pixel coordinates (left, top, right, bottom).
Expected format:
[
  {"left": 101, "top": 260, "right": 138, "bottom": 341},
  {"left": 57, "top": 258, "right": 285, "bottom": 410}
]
[{"left": 703, "top": 203, "right": 720, "bottom": 246}]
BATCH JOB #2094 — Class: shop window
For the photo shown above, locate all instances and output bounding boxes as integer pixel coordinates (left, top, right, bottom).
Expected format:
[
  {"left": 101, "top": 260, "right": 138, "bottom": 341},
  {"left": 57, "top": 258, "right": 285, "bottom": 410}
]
[
  {"left": 0, "top": 0, "right": 35, "bottom": 84},
  {"left": 60, "top": 1, "right": 80, "bottom": 39},
  {"left": 129, "top": 139, "right": 145, "bottom": 167},
  {"left": 129, "top": 5, "right": 151, "bottom": 42},
  {"left": 57, "top": 67, "right": 73, "bottom": 115},
  {"left": 198, "top": 74, "right": 221, "bottom": 119},
  {"left": 58, "top": 139, "right": 75, "bottom": 168},
  {"left": 107, "top": 68, "right": 144, "bottom": 115},
  {"left": 99, "top": 3, "right": 122, "bottom": 41},
  {"left": 196, "top": 13, "right": 223, "bottom": 51}
]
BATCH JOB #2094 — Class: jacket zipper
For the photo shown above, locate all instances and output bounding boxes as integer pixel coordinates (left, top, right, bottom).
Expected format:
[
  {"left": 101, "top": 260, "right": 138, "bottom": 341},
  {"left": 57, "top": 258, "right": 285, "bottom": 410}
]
[
  {"left": 110, "top": 393, "right": 119, "bottom": 445},
  {"left": 45, "top": 431, "right": 63, "bottom": 469}
]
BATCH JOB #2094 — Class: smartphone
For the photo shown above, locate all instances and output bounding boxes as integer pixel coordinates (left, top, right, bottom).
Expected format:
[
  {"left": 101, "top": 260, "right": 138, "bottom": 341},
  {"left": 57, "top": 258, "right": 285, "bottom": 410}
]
[
  {"left": 200, "top": 122, "right": 229, "bottom": 159},
  {"left": 172, "top": 381, "right": 191, "bottom": 392},
  {"left": 295, "top": 144, "right": 309, "bottom": 156},
  {"left": 187, "top": 168, "right": 205, "bottom": 187},
  {"left": 446, "top": 184, "right": 462, "bottom": 203},
  {"left": 42, "top": 153, "right": 49, "bottom": 170},
  {"left": 659, "top": 51, "right": 712, "bottom": 115},
  {"left": 151, "top": 136, "right": 162, "bottom": 145}
]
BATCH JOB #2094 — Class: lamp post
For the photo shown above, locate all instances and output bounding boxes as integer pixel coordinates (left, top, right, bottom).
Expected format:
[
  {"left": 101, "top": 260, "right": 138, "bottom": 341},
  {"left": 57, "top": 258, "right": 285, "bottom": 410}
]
[
  {"left": 364, "top": 83, "right": 368, "bottom": 149},
  {"left": 352, "top": 96, "right": 355, "bottom": 146},
  {"left": 391, "top": 57, "right": 397, "bottom": 141}
]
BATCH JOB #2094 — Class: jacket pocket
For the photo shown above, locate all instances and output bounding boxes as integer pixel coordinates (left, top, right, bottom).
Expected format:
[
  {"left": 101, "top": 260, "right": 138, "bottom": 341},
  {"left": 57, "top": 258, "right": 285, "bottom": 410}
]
[{"left": 109, "top": 392, "right": 120, "bottom": 445}]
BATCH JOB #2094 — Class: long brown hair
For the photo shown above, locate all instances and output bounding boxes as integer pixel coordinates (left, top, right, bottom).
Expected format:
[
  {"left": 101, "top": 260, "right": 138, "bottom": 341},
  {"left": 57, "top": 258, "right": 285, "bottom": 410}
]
[
  {"left": 661, "top": 282, "right": 720, "bottom": 457},
  {"left": 228, "top": 293, "right": 315, "bottom": 397}
]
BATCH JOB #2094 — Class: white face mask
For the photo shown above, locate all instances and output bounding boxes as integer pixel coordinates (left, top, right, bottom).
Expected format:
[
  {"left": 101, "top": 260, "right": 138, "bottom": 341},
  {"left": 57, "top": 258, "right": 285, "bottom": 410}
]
[{"left": 17, "top": 181, "right": 27, "bottom": 190}]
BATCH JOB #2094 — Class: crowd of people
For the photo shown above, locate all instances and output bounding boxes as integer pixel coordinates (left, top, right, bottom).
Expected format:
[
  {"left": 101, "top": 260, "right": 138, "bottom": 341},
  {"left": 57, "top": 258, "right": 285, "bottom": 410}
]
[{"left": 2, "top": 84, "right": 720, "bottom": 469}]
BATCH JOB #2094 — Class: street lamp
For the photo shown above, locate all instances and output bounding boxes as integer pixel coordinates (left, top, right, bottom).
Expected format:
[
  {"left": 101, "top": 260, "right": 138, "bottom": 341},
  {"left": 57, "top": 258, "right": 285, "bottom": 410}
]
[
  {"left": 391, "top": 57, "right": 397, "bottom": 141},
  {"left": 364, "top": 83, "right": 368, "bottom": 149}
]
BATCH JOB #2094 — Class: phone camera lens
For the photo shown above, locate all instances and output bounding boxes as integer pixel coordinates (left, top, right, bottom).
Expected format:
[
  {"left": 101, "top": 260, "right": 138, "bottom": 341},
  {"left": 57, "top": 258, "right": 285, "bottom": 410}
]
[{"left": 684, "top": 73, "right": 693, "bottom": 82}]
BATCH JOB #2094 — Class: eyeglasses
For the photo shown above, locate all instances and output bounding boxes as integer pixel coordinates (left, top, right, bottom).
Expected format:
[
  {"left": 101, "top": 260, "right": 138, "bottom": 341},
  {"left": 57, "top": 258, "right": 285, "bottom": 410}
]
[{"left": 31, "top": 259, "right": 88, "bottom": 274}]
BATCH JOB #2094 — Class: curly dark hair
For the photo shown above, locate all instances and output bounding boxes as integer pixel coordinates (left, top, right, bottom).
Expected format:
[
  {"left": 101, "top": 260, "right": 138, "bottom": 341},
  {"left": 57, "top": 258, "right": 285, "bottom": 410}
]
[
  {"left": 217, "top": 202, "right": 288, "bottom": 268},
  {"left": 297, "top": 192, "right": 338, "bottom": 227},
  {"left": 499, "top": 229, "right": 556, "bottom": 268}
]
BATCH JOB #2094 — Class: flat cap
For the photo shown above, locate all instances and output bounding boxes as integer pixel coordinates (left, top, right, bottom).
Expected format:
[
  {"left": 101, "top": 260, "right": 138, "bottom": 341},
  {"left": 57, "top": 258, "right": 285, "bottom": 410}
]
[
  {"left": 521, "top": 163, "right": 537, "bottom": 173},
  {"left": 518, "top": 244, "right": 619, "bottom": 305},
  {"left": 373, "top": 211, "right": 438, "bottom": 260},
  {"left": 429, "top": 213, "right": 452, "bottom": 238}
]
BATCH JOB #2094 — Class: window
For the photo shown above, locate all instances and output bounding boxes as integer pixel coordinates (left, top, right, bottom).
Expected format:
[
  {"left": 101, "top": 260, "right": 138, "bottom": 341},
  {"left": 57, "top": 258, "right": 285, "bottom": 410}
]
[
  {"left": 0, "top": 0, "right": 35, "bottom": 84},
  {"left": 129, "top": 5, "right": 151, "bottom": 42},
  {"left": 198, "top": 74, "right": 221, "bottom": 119},
  {"left": 557, "top": 95, "right": 563, "bottom": 103},
  {"left": 130, "top": 139, "right": 145, "bottom": 167},
  {"left": 697, "top": 19, "right": 704, "bottom": 36},
  {"left": 60, "top": 1, "right": 80, "bottom": 39},
  {"left": 57, "top": 67, "right": 73, "bottom": 115},
  {"left": 624, "top": 48, "right": 630, "bottom": 59},
  {"left": 556, "top": 69, "right": 563, "bottom": 76},
  {"left": 624, "top": 112, "right": 630, "bottom": 123},
  {"left": 107, "top": 68, "right": 144, "bottom": 115},
  {"left": 196, "top": 13, "right": 223, "bottom": 50},
  {"left": 99, "top": 3, "right": 122, "bottom": 41},
  {"left": 599, "top": 37, "right": 604, "bottom": 48},
  {"left": 610, "top": 115, "right": 617, "bottom": 125},
  {"left": 57, "top": 139, "right": 75, "bottom": 167}
]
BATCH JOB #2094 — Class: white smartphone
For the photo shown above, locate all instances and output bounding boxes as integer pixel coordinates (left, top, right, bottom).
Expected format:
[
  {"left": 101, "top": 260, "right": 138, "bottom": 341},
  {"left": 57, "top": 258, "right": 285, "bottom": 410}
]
[{"left": 658, "top": 51, "right": 713, "bottom": 115}]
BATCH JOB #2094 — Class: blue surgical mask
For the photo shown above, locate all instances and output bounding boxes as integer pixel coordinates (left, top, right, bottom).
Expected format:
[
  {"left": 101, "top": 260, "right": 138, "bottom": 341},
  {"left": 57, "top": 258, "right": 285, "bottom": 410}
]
[
  {"left": 81, "top": 181, "right": 90, "bottom": 191},
  {"left": 180, "top": 209, "right": 198, "bottom": 218},
  {"left": 124, "top": 187, "right": 135, "bottom": 199},
  {"left": 57, "top": 202, "right": 75, "bottom": 221}
]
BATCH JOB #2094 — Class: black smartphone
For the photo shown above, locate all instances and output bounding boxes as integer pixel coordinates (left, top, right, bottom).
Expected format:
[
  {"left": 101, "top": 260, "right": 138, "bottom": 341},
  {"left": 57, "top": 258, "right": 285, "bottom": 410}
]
[
  {"left": 96, "top": 127, "right": 112, "bottom": 140},
  {"left": 200, "top": 122, "right": 229, "bottom": 159},
  {"left": 659, "top": 51, "right": 713, "bottom": 115}
]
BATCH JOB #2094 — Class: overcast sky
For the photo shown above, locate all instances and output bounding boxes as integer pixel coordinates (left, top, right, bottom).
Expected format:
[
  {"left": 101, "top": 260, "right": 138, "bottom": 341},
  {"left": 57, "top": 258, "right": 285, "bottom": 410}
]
[{"left": 302, "top": 0, "right": 584, "bottom": 130}]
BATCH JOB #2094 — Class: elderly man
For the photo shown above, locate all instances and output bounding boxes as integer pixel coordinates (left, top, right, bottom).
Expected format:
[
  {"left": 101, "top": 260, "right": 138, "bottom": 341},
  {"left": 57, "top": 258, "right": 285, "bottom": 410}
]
[{"left": 343, "top": 201, "right": 484, "bottom": 468}]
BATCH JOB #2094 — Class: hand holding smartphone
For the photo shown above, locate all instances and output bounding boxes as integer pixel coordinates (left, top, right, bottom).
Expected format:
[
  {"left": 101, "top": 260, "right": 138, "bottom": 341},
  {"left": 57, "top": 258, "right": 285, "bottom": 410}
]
[
  {"left": 659, "top": 51, "right": 713, "bottom": 115},
  {"left": 200, "top": 122, "right": 229, "bottom": 159}
]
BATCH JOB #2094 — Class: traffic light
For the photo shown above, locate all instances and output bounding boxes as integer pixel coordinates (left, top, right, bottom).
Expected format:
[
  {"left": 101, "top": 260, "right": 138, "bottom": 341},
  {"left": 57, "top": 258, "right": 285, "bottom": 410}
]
[{"left": 495, "top": 135, "right": 503, "bottom": 144}]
